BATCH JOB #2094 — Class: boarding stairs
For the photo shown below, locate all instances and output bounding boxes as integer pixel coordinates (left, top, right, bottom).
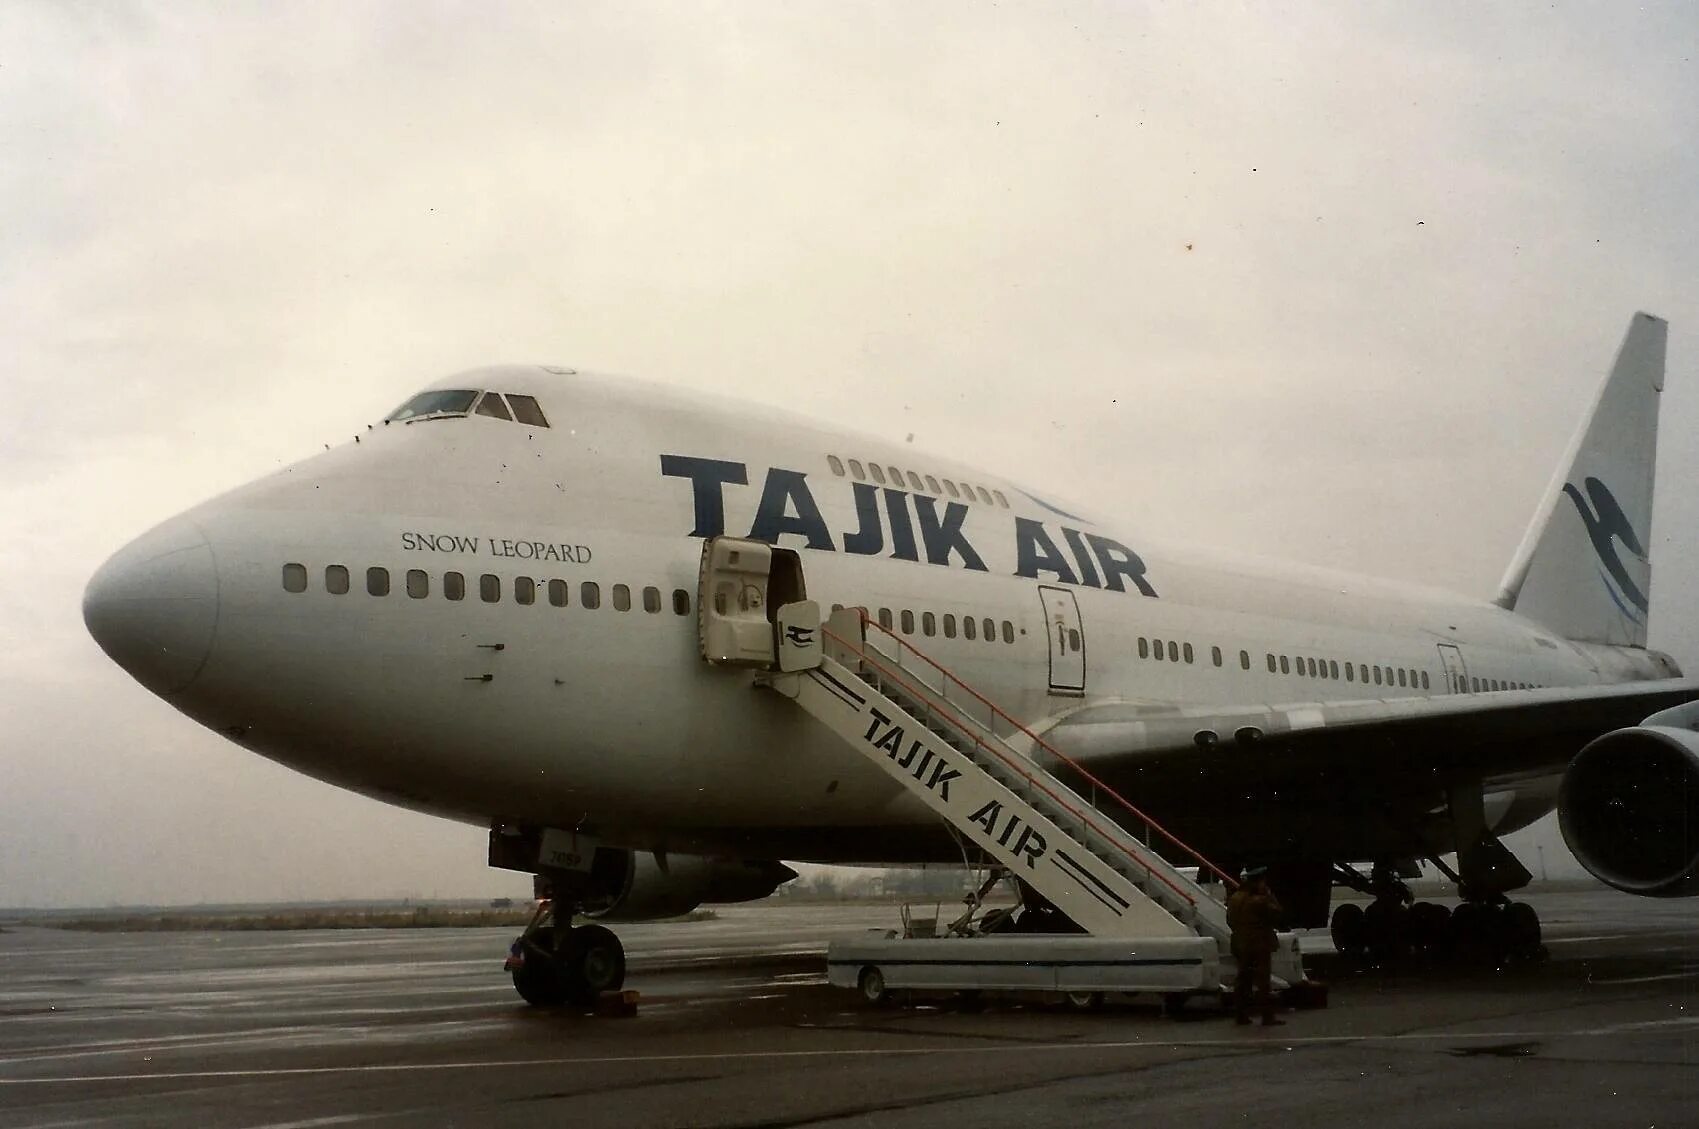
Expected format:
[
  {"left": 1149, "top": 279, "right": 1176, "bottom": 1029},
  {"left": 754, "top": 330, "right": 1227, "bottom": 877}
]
[
  {"left": 775, "top": 605, "right": 1236, "bottom": 946},
  {"left": 693, "top": 536, "right": 1248, "bottom": 958}
]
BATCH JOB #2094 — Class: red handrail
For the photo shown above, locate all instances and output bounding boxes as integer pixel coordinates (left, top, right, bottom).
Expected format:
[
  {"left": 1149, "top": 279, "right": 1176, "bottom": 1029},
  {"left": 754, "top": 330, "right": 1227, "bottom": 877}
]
[
  {"left": 822, "top": 624, "right": 1199, "bottom": 909},
  {"left": 844, "top": 608, "right": 1239, "bottom": 891}
]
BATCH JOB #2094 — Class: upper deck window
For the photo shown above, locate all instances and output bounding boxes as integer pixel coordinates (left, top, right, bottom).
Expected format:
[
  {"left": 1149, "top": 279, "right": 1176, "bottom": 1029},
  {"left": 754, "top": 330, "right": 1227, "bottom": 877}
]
[
  {"left": 475, "top": 393, "right": 513, "bottom": 421},
  {"left": 386, "top": 390, "right": 479, "bottom": 422},
  {"left": 506, "top": 394, "right": 550, "bottom": 427}
]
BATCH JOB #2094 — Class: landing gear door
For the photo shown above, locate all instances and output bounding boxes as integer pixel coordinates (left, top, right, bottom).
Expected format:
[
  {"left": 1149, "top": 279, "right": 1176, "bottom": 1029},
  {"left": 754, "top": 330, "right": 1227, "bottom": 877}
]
[
  {"left": 1436, "top": 643, "right": 1469, "bottom": 694},
  {"left": 1039, "top": 585, "right": 1085, "bottom": 695}
]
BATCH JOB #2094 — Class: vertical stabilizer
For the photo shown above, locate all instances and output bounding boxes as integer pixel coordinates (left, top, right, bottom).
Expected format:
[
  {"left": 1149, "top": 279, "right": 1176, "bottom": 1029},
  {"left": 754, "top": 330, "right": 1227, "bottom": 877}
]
[{"left": 1497, "top": 312, "right": 1667, "bottom": 646}]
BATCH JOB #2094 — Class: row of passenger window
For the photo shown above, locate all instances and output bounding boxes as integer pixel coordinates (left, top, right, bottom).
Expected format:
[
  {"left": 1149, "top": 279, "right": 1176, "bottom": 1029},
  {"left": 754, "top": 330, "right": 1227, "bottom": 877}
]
[
  {"left": 281, "top": 563, "right": 691, "bottom": 615},
  {"left": 1135, "top": 634, "right": 1432, "bottom": 689},
  {"left": 1471, "top": 677, "right": 1540, "bottom": 692},
  {"left": 1262, "top": 652, "right": 1430, "bottom": 691},
  {"left": 870, "top": 606, "right": 1017, "bottom": 645},
  {"left": 826, "top": 455, "right": 1009, "bottom": 509},
  {"left": 280, "top": 564, "right": 1550, "bottom": 690},
  {"left": 1133, "top": 632, "right": 1548, "bottom": 695}
]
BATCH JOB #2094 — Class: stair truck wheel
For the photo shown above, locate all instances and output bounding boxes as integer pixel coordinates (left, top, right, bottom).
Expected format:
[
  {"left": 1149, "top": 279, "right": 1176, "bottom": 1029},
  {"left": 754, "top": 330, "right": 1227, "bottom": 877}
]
[
  {"left": 858, "top": 966, "right": 890, "bottom": 1006},
  {"left": 1065, "top": 991, "right": 1106, "bottom": 1011}
]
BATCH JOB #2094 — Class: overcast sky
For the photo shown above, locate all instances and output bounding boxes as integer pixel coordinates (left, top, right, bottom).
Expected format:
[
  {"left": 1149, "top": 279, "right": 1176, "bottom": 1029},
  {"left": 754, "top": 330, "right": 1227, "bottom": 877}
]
[{"left": 3, "top": 3, "right": 1696, "bottom": 908}]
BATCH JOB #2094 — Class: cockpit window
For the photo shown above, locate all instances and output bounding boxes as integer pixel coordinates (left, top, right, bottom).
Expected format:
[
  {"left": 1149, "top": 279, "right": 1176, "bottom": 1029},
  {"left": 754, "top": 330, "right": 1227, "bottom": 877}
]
[
  {"left": 385, "top": 389, "right": 479, "bottom": 422},
  {"left": 506, "top": 394, "right": 550, "bottom": 427},
  {"left": 474, "top": 392, "right": 513, "bottom": 421}
]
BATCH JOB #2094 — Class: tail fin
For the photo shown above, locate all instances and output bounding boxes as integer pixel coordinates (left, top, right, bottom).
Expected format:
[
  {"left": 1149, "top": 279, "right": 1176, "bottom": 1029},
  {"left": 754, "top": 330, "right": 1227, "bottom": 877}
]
[{"left": 1497, "top": 312, "right": 1667, "bottom": 646}]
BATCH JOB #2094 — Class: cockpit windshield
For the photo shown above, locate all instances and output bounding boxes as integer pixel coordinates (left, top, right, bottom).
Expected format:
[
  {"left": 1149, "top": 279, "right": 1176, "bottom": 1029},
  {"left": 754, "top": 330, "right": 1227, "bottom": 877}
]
[{"left": 385, "top": 389, "right": 479, "bottom": 422}]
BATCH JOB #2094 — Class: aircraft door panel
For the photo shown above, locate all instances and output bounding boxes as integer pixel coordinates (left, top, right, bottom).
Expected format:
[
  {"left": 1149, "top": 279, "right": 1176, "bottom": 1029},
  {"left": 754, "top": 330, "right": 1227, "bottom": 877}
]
[
  {"left": 1437, "top": 642, "right": 1469, "bottom": 694},
  {"left": 696, "top": 536, "right": 808, "bottom": 667},
  {"left": 1039, "top": 585, "right": 1085, "bottom": 695},
  {"left": 698, "top": 537, "right": 774, "bottom": 665}
]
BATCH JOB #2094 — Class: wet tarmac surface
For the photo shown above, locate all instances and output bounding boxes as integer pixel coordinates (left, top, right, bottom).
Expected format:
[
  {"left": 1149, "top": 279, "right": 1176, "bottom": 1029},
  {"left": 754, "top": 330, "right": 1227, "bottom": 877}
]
[{"left": 1, "top": 890, "right": 1695, "bottom": 1128}]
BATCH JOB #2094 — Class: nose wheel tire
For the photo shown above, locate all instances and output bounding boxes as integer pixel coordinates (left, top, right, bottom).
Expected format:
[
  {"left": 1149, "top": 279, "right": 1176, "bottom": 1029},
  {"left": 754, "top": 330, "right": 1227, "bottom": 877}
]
[
  {"left": 511, "top": 926, "right": 568, "bottom": 1007},
  {"left": 510, "top": 923, "right": 627, "bottom": 1008},
  {"left": 563, "top": 924, "right": 627, "bottom": 1005}
]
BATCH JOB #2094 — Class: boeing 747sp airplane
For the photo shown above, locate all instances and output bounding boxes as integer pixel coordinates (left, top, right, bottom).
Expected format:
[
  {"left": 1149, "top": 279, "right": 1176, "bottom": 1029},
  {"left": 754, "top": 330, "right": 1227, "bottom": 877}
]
[{"left": 85, "top": 313, "right": 1698, "bottom": 1007}]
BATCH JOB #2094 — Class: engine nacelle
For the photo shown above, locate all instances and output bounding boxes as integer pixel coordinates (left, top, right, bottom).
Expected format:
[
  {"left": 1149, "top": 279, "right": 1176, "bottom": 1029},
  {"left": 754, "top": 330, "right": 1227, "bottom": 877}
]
[
  {"left": 1559, "top": 725, "right": 1699, "bottom": 897},
  {"left": 584, "top": 851, "right": 797, "bottom": 922}
]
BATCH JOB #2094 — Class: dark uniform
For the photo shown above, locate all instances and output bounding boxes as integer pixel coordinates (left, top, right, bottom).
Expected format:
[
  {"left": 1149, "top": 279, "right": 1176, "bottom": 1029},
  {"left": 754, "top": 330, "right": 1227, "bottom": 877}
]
[{"left": 1226, "top": 871, "right": 1285, "bottom": 1026}]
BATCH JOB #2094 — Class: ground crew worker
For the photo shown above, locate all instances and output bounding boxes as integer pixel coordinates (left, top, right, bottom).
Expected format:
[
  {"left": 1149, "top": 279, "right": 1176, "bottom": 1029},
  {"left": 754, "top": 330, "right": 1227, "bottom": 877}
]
[{"left": 1226, "top": 865, "right": 1285, "bottom": 1026}]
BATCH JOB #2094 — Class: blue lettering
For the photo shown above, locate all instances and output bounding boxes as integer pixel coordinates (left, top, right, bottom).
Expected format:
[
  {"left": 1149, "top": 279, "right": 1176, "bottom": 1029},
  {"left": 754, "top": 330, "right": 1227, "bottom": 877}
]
[
  {"left": 1014, "top": 518, "right": 1078, "bottom": 584},
  {"left": 660, "top": 455, "right": 747, "bottom": 538},
  {"left": 913, "top": 496, "right": 987, "bottom": 571},
  {"left": 748, "top": 469, "right": 834, "bottom": 550},
  {"left": 841, "top": 482, "right": 885, "bottom": 556},
  {"left": 883, "top": 489, "right": 919, "bottom": 562},
  {"left": 1062, "top": 527, "right": 1101, "bottom": 588},
  {"left": 1087, "top": 532, "right": 1157, "bottom": 597}
]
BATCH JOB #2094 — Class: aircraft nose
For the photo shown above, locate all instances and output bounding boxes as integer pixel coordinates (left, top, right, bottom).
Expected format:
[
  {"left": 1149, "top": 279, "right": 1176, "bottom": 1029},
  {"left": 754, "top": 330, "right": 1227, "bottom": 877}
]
[{"left": 83, "top": 517, "right": 219, "bottom": 696}]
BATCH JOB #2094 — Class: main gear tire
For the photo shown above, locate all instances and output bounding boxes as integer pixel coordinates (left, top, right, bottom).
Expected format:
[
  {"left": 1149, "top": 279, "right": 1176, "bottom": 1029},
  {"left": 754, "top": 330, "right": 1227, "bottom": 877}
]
[
  {"left": 1407, "top": 901, "right": 1451, "bottom": 959},
  {"left": 1505, "top": 902, "right": 1543, "bottom": 961},
  {"left": 1363, "top": 899, "right": 1409, "bottom": 964},
  {"left": 1330, "top": 902, "right": 1367, "bottom": 959}
]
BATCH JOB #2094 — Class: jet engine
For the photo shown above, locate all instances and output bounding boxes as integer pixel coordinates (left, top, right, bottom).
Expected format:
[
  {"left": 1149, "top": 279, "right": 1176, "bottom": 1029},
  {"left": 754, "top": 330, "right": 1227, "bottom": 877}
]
[
  {"left": 583, "top": 851, "right": 798, "bottom": 921},
  {"left": 1558, "top": 724, "right": 1699, "bottom": 897}
]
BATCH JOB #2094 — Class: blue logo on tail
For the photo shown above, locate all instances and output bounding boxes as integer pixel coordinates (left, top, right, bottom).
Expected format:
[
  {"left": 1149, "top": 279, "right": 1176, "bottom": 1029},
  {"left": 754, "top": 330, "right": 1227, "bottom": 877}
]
[{"left": 1561, "top": 477, "right": 1648, "bottom": 619}]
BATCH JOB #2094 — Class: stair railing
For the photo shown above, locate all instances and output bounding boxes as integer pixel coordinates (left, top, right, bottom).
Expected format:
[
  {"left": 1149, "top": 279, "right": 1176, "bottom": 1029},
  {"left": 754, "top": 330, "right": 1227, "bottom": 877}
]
[
  {"left": 840, "top": 609, "right": 1239, "bottom": 895},
  {"left": 819, "top": 621, "right": 1206, "bottom": 916}
]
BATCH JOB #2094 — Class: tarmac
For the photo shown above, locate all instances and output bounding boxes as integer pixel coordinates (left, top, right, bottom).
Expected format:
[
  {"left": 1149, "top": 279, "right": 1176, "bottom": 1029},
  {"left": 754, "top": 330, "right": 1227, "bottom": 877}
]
[{"left": 0, "top": 888, "right": 1694, "bottom": 1128}]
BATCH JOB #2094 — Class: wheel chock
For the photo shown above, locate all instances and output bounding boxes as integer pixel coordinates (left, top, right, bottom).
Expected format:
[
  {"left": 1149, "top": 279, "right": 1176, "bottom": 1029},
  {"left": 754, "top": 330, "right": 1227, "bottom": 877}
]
[{"left": 594, "top": 990, "right": 640, "bottom": 1018}]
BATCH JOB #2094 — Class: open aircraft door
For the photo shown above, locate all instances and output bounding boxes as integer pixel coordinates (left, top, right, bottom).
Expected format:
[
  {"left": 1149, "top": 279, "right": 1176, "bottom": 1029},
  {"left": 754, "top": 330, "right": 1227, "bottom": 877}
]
[
  {"left": 1040, "top": 585, "right": 1085, "bottom": 695},
  {"left": 698, "top": 536, "right": 807, "bottom": 668}
]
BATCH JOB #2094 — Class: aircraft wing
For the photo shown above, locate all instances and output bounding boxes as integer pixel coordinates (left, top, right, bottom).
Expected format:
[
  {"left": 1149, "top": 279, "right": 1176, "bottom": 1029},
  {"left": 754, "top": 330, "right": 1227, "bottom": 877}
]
[{"left": 1035, "top": 677, "right": 1699, "bottom": 788}]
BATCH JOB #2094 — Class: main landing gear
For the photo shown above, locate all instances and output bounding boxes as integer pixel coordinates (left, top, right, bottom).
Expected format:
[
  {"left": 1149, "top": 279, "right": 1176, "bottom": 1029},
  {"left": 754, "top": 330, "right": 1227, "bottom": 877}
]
[
  {"left": 505, "top": 898, "right": 627, "bottom": 1007},
  {"left": 1327, "top": 862, "right": 1544, "bottom": 968}
]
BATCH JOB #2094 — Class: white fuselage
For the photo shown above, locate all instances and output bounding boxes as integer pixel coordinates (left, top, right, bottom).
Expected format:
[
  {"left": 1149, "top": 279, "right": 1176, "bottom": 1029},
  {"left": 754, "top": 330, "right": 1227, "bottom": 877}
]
[{"left": 95, "top": 366, "right": 1675, "bottom": 864}]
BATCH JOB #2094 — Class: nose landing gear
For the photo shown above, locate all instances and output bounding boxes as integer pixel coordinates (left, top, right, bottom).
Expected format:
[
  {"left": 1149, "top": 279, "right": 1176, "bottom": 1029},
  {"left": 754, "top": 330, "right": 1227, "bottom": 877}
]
[{"left": 505, "top": 901, "right": 628, "bottom": 1007}]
